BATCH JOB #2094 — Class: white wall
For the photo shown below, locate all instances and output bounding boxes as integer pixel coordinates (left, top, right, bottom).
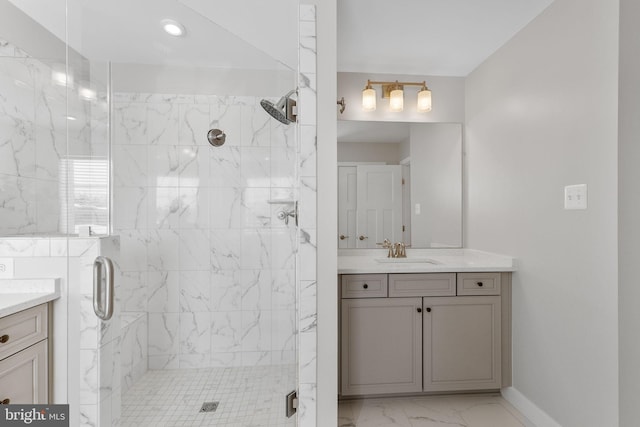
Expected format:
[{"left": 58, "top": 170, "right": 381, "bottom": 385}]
[
  {"left": 409, "top": 124, "right": 461, "bottom": 248},
  {"left": 337, "top": 142, "right": 399, "bottom": 163},
  {"left": 337, "top": 71, "right": 465, "bottom": 123},
  {"left": 618, "top": 0, "right": 640, "bottom": 425},
  {"left": 465, "top": 0, "right": 619, "bottom": 425}
]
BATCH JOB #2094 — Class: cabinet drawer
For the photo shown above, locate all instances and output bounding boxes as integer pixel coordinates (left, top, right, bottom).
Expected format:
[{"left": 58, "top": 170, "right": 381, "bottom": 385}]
[
  {"left": 341, "top": 274, "right": 388, "bottom": 298},
  {"left": 389, "top": 273, "right": 456, "bottom": 297},
  {"left": 457, "top": 273, "right": 501, "bottom": 296},
  {"left": 0, "top": 304, "right": 48, "bottom": 361},
  {"left": 0, "top": 340, "right": 48, "bottom": 404}
]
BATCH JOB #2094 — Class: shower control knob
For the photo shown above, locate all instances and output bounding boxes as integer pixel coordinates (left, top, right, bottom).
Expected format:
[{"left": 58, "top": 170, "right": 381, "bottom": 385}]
[{"left": 207, "top": 129, "right": 226, "bottom": 147}]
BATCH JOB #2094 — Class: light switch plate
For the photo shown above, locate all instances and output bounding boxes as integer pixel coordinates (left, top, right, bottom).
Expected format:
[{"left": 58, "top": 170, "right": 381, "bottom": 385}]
[
  {"left": 0, "top": 258, "right": 14, "bottom": 278},
  {"left": 564, "top": 184, "right": 587, "bottom": 210}
]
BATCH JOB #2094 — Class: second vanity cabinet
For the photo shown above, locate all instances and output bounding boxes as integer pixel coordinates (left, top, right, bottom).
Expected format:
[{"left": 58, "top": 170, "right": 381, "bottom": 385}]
[
  {"left": 340, "top": 272, "right": 510, "bottom": 397},
  {"left": 0, "top": 304, "right": 49, "bottom": 405}
]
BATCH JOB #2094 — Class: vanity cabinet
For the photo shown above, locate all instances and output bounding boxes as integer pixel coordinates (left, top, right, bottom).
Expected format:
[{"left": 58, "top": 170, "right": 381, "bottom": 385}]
[
  {"left": 340, "top": 272, "right": 510, "bottom": 397},
  {"left": 341, "top": 297, "right": 423, "bottom": 395},
  {"left": 0, "top": 304, "right": 49, "bottom": 404}
]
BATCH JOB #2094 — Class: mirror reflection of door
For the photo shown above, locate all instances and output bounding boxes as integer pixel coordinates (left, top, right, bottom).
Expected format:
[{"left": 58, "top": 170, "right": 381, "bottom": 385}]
[{"left": 338, "top": 165, "right": 403, "bottom": 248}]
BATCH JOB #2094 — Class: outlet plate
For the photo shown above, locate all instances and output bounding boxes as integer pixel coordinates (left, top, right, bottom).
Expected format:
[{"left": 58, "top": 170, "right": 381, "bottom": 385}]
[
  {"left": 564, "top": 184, "right": 587, "bottom": 210},
  {"left": 0, "top": 258, "right": 14, "bottom": 278}
]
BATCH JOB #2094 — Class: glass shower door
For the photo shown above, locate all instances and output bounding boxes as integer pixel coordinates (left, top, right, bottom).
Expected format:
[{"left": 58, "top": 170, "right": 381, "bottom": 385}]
[{"left": 66, "top": 0, "right": 299, "bottom": 425}]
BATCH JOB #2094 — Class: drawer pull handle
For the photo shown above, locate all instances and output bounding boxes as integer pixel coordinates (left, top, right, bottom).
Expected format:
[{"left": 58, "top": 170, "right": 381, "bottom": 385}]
[
  {"left": 362, "top": 284, "right": 368, "bottom": 289},
  {"left": 477, "top": 281, "right": 484, "bottom": 287},
  {"left": 426, "top": 307, "right": 432, "bottom": 313},
  {"left": 417, "top": 307, "right": 422, "bottom": 313},
  {"left": 0, "top": 335, "right": 8, "bottom": 344},
  {"left": 1, "top": 398, "right": 9, "bottom": 405}
]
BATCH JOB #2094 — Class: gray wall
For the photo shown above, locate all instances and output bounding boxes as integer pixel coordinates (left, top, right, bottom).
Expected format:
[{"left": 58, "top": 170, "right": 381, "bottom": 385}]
[
  {"left": 465, "top": 0, "right": 619, "bottom": 425},
  {"left": 618, "top": 0, "right": 640, "bottom": 425},
  {"left": 409, "top": 123, "right": 461, "bottom": 248}
]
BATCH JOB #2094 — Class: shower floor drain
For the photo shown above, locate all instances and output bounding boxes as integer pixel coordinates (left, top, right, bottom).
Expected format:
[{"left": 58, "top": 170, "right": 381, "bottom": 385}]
[{"left": 200, "top": 402, "right": 219, "bottom": 413}]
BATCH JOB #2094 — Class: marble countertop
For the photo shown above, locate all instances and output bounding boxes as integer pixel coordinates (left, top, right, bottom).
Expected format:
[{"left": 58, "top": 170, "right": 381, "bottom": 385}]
[
  {"left": 338, "top": 249, "right": 516, "bottom": 274},
  {"left": 0, "top": 278, "right": 61, "bottom": 318}
]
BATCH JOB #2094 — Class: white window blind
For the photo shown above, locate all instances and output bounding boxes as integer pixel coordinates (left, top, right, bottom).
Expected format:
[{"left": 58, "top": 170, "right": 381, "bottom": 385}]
[{"left": 59, "top": 156, "right": 109, "bottom": 235}]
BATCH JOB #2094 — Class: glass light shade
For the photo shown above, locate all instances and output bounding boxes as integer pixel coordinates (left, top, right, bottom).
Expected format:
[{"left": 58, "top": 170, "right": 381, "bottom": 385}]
[
  {"left": 362, "top": 87, "right": 377, "bottom": 111},
  {"left": 417, "top": 88, "right": 432, "bottom": 112},
  {"left": 389, "top": 88, "right": 404, "bottom": 112}
]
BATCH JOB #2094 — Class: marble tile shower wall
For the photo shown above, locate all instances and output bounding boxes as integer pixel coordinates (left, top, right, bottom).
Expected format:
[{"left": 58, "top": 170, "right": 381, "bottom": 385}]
[
  {"left": 112, "top": 92, "right": 298, "bottom": 370},
  {"left": 0, "top": 39, "right": 66, "bottom": 234},
  {"left": 297, "top": 5, "right": 318, "bottom": 427},
  {"left": 0, "top": 39, "right": 102, "bottom": 236}
]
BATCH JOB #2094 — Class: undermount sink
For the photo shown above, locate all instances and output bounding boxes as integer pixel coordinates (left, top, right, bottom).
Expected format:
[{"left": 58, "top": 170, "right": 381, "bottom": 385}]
[{"left": 374, "top": 257, "right": 440, "bottom": 264}]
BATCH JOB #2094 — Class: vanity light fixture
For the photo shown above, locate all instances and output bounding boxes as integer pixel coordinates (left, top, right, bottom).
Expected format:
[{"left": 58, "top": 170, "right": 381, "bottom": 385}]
[
  {"left": 161, "top": 19, "right": 186, "bottom": 37},
  {"left": 361, "top": 79, "right": 432, "bottom": 113}
]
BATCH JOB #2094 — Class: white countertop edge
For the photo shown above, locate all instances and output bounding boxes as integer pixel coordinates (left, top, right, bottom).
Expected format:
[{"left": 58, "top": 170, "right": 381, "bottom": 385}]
[
  {"left": 338, "top": 248, "right": 516, "bottom": 274},
  {"left": 0, "top": 278, "right": 61, "bottom": 318}
]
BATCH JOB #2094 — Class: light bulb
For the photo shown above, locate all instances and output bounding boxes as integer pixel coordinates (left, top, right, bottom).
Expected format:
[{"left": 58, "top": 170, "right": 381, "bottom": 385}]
[
  {"left": 389, "top": 88, "right": 403, "bottom": 112},
  {"left": 362, "top": 85, "right": 376, "bottom": 111},
  {"left": 417, "top": 87, "right": 432, "bottom": 112}
]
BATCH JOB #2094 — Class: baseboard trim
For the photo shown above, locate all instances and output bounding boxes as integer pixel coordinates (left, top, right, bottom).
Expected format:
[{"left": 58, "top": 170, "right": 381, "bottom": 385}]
[{"left": 501, "top": 387, "right": 563, "bottom": 427}]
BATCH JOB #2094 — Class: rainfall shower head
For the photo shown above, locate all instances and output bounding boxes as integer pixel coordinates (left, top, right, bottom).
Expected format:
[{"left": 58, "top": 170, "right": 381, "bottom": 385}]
[{"left": 260, "top": 90, "right": 297, "bottom": 124}]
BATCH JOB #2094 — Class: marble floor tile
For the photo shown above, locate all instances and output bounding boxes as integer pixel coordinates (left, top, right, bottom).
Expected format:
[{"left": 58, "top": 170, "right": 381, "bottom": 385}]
[
  {"left": 121, "top": 364, "right": 296, "bottom": 426},
  {"left": 338, "top": 394, "right": 532, "bottom": 427}
]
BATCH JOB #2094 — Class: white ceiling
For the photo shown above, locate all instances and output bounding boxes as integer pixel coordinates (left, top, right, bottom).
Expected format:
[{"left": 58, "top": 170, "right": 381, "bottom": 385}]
[
  {"left": 338, "top": 0, "right": 555, "bottom": 76},
  {"left": 8, "top": 0, "right": 284, "bottom": 70},
  {"left": 7, "top": 0, "right": 555, "bottom": 78}
]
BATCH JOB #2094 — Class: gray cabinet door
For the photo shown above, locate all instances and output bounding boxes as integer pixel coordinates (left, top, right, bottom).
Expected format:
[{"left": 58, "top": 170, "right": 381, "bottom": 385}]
[
  {"left": 0, "top": 340, "right": 48, "bottom": 404},
  {"left": 423, "top": 296, "right": 501, "bottom": 392},
  {"left": 341, "top": 297, "right": 422, "bottom": 396}
]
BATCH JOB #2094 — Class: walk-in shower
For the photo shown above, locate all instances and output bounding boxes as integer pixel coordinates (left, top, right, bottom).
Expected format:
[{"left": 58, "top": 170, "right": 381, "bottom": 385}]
[
  {"left": 260, "top": 89, "right": 298, "bottom": 124},
  {"left": 0, "top": 0, "right": 300, "bottom": 425}
]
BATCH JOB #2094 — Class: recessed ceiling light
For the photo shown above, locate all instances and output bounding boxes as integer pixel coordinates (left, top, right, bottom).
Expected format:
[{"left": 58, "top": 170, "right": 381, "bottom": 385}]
[{"left": 161, "top": 19, "right": 185, "bottom": 37}]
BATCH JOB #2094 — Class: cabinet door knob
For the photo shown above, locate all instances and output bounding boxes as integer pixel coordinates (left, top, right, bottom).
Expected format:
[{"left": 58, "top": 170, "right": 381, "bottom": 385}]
[
  {"left": 0, "top": 335, "right": 8, "bottom": 344},
  {"left": 1, "top": 398, "right": 9, "bottom": 405},
  {"left": 417, "top": 307, "right": 422, "bottom": 313},
  {"left": 339, "top": 234, "right": 349, "bottom": 240},
  {"left": 477, "top": 281, "right": 484, "bottom": 287},
  {"left": 359, "top": 235, "right": 368, "bottom": 240},
  {"left": 362, "top": 284, "right": 368, "bottom": 289},
  {"left": 426, "top": 307, "right": 432, "bottom": 313}
]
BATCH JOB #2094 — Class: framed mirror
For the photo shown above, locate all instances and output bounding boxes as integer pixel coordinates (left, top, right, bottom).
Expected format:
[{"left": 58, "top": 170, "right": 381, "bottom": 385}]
[{"left": 337, "top": 120, "right": 462, "bottom": 249}]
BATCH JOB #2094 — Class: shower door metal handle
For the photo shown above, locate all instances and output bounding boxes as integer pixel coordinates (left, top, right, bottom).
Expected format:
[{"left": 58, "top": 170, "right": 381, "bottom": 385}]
[{"left": 93, "top": 256, "right": 114, "bottom": 321}]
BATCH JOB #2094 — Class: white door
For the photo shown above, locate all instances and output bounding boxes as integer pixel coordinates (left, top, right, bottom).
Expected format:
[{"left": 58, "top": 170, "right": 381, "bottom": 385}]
[
  {"left": 356, "top": 165, "right": 403, "bottom": 248},
  {"left": 338, "top": 166, "right": 357, "bottom": 248}
]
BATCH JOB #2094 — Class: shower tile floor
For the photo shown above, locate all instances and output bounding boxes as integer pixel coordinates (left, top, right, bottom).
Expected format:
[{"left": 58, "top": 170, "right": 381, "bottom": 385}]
[
  {"left": 338, "top": 394, "right": 533, "bottom": 427},
  {"left": 121, "top": 364, "right": 296, "bottom": 427}
]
